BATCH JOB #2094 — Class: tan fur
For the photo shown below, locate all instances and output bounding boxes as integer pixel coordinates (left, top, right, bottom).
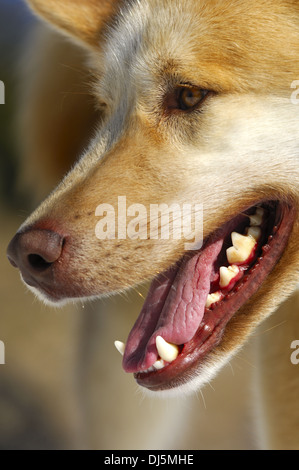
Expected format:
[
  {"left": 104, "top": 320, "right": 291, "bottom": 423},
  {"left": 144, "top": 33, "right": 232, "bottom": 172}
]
[
  {"left": 10, "top": 0, "right": 299, "bottom": 448},
  {"left": 27, "top": 0, "right": 121, "bottom": 47}
]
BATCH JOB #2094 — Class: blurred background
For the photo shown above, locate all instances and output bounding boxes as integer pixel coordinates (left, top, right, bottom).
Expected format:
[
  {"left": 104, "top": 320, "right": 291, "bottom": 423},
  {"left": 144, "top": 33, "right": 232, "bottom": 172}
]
[{"left": 0, "top": 0, "right": 259, "bottom": 450}]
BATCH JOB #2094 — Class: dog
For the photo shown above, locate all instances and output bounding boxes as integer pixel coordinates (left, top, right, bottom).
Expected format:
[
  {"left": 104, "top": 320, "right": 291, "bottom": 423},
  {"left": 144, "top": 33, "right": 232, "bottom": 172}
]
[{"left": 7, "top": 0, "right": 299, "bottom": 449}]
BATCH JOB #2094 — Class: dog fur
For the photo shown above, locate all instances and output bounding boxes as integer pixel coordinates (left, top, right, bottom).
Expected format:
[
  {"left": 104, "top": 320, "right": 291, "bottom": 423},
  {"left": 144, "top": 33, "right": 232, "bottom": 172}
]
[{"left": 8, "top": 0, "right": 299, "bottom": 448}]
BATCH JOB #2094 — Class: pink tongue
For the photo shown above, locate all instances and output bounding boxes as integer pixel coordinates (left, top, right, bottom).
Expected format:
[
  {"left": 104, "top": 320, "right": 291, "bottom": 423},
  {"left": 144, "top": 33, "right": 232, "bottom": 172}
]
[{"left": 123, "top": 238, "right": 224, "bottom": 373}]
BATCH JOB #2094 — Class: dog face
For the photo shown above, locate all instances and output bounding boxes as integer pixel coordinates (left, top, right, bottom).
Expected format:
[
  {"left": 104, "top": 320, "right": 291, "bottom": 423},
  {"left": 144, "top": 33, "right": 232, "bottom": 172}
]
[{"left": 7, "top": 0, "right": 299, "bottom": 394}]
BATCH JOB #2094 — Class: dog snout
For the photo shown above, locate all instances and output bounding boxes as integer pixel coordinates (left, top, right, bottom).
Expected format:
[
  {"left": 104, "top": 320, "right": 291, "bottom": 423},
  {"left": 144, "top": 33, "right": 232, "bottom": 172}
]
[{"left": 7, "top": 228, "right": 64, "bottom": 287}]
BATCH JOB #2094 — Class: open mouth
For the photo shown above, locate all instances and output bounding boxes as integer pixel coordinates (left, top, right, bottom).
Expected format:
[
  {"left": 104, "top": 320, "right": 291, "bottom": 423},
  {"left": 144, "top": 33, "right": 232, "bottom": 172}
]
[{"left": 115, "top": 200, "right": 296, "bottom": 391}]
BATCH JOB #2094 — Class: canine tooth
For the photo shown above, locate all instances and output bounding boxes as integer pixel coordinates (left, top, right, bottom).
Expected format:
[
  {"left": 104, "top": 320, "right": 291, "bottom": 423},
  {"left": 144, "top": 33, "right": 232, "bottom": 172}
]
[
  {"left": 249, "top": 207, "right": 264, "bottom": 226},
  {"left": 226, "top": 232, "right": 256, "bottom": 264},
  {"left": 246, "top": 226, "right": 261, "bottom": 241},
  {"left": 156, "top": 336, "right": 179, "bottom": 363},
  {"left": 219, "top": 265, "right": 240, "bottom": 288},
  {"left": 114, "top": 340, "right": 126, "bottom": 356},
  {"left": 205, "top": 291, "right": 222, "bottom": 308}
]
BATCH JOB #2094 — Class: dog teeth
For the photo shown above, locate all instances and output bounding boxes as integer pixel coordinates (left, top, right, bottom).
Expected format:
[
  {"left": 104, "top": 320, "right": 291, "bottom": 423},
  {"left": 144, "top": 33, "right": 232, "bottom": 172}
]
[
  {"left": 219, "top": 265, "right": 240, "bottom": 288},
  {"left": 231, "top": 231, "right": 257, "bottom": 249},
  {"left": 226, "top": 232, "right": 257, "bottom": 264},
  {"left": 249, "top": 207, "right": 264, "bottom": 226},
  {"left": 205, "top": 291, "right": 222, "bottom": 308},
  {"left": 246, "top": 226, "right": 261, "bottom": 241},
  {"left": 139, "top": 360, "right": 166, "bottom": 374},
  {"left": 156, "top": 336, "right": 179, "bottom": 363},
  {"left": 152, "top": 358, "right": 166, "bottom": 370},
  {"left": 114, "top": 340, "right": 126, "bottom": 356},
  {"left": 114, "top": 338, "right": 177, "bottom": 372}
]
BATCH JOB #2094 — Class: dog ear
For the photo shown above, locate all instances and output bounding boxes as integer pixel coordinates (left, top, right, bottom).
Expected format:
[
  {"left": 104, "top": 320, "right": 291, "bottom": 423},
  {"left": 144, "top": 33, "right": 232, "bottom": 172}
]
[{"left": 27, "top": 0, "right": 121, "bottom": 47}]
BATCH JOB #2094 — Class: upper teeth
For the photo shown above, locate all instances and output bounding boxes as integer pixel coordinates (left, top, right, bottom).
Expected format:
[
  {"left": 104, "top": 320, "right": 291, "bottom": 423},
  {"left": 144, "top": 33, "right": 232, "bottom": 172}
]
[
  {"left": 156, "top": 336, "right": 179, "bottom": 363},
  {"left": 226, "top": 232, "right": 257, "bottom": 264},
  {"left": 226, "top": 207, "right": 263, "bottom": 265},
  {"left": 219, "top": 265, "right": 240, "bottom": 288},
  {"left": 246, "top": 226, "right": 261, "bottom": 240},
  {"left": 249, "top": 207, "right": 264, "bottom": 226}
]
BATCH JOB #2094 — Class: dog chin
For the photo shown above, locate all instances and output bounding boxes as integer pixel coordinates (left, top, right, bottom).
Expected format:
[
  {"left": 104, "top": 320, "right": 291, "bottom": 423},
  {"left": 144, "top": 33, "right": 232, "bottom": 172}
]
[
  {"left": 20, "top": 277, "right": 90, "bottom": 308},
  {"left": 21, "top": 276, "right": 120, "bottom": 309},
  {"left": 21, "top": 281, "right": 68, "bottom": 307}
]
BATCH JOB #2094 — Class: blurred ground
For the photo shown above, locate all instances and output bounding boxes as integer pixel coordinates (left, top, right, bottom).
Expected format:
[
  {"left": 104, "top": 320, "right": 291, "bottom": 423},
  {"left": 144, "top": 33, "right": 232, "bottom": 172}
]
[{"left": 0, "top": 0, "right": 259, "bottom": 450}]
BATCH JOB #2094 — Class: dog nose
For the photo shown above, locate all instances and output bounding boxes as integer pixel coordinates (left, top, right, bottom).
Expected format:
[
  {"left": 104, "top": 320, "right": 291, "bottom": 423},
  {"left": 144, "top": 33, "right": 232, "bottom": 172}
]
[{"left": 7, "top": 229, "right": 64, "bottom": 284}]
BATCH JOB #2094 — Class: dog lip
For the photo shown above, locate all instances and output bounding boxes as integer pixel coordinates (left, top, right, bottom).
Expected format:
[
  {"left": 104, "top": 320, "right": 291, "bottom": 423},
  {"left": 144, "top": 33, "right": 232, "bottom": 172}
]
[
  {"left": 22, "top": 276, "right": 38, "bottom": 288},
  {"left": 20, "top": 273, "right": 61, "bottom": 300},
  {"left": 133, "top": 201, "right": 296, "bottom": 391}
]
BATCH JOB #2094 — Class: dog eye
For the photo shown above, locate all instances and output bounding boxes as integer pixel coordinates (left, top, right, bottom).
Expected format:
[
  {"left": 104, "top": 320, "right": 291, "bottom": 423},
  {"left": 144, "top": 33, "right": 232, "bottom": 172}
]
[
  {"left": 177, "top": 86, "right": 209, "bottom": 111},
  {"left": 164, "top": 86, "right": 210, "bottom": 114}
]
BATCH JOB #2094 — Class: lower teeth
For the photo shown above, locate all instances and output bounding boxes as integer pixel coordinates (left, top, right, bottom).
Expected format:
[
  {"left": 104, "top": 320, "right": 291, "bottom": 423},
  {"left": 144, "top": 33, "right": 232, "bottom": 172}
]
[{"left": 206, "top": 206, "right": 264, "bottom": 308}]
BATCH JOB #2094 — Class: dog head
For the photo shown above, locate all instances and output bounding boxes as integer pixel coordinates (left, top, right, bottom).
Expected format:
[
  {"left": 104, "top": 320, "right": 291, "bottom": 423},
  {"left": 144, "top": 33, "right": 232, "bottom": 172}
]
[{"left": 7, "top": 0, "right": 299, "bottom": 394}]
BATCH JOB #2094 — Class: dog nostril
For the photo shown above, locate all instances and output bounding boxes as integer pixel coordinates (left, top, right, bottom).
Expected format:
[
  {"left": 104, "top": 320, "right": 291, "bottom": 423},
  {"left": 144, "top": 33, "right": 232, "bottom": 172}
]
[
  {"left": 27, "top": 254, "right": 53, "bottom": 272},
  {"left": 7, "top": 229, "right": 64, "bottom": 277}
]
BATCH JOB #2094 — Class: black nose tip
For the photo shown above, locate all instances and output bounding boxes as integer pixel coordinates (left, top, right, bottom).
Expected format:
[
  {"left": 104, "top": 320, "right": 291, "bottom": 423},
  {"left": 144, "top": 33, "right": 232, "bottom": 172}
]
[{"left": 7, "top": 229, "right": 64, "bottom": 283}]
